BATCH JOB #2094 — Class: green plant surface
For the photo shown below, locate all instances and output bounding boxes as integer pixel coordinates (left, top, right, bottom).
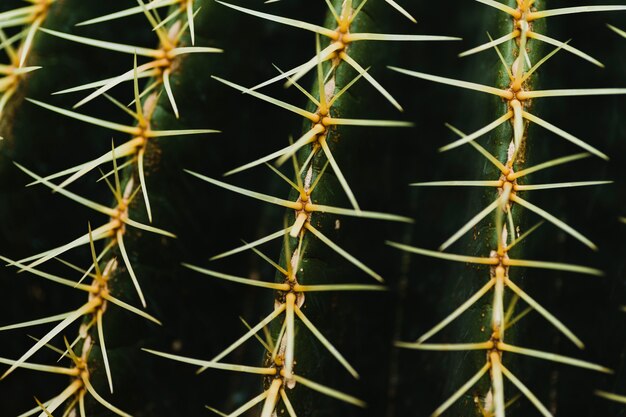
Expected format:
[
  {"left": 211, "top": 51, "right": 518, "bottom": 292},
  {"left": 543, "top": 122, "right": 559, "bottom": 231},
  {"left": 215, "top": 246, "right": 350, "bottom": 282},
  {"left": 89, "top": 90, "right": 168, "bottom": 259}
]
[
  {"left": 388, "top": 1, "right": 626, "bottom": 416},
  {"left": 144, "top": 2, "right": 457, "bottom": 416},
  {"left": 0, "top": 1, "right": 222, "bottom": 415},
  {"left": 0, "top": 1, "right": 314, "bottom": 415},
  {"left": 0, "top": 1, "right": 624, "bottom": 417}
]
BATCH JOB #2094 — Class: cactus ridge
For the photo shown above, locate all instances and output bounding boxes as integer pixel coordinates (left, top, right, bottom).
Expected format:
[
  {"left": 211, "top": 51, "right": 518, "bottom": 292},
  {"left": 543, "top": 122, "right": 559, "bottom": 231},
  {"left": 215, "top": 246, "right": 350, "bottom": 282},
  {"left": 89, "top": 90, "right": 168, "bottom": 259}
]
[
  {"left": 0, "top": 1, "right": 220, "bottom": 415},
  {"left": 388, "top": 1, "right": 625, "bottom": 416},
  {"left": 209, "top": 0, "right": 459, "bottom": 212},
  {"left": 149, "top": 69, "right": 402, "bottom": 416},
  {"left": 142, "top": 1, "right": 457, "bottom": 415},
  {"left": 147, "top": 167, "right": 381, "bottom": 414},
  {"left": 30, "top": 8, "right": 221, "bottom": 220}
]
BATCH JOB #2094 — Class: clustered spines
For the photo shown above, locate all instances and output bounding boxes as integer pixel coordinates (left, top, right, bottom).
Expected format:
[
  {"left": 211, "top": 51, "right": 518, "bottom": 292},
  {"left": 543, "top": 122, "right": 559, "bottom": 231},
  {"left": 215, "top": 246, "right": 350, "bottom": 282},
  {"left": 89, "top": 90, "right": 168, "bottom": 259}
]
[
  {"left": 211, "top": 71, "right": 412, "bottom": 213},
  {"left": 216, "top": 0, "right": 459, "bottom": 113},
  {"left": 25, "top": 8, "right": 221, "bottom": 220},
  {"left": 25, "top": 95, "right": 218, "bottom": 216},
  {"left": 467, "top": 1, "right": 626, "bottom": 67},
  {"left": 185, "top": 58, "right": 414, "bottom": 281},
  {"left": 0, "top": 0, "right": 54, "bottom": 123},
  {"left": 0, "top": 2, "right": 218, "bottom": 415},
  {"left": 388, "top": 0, "right": 623, "bottom": 416},
  {"left": 40, "top": 4, "right": 220, "bottom": 115},
  {"left": 0, "top": 234, "right": 161, "bottom": 417},
  {"left": 11, "top": 163, "right": 175, "bottom": 298},
  {"left": 148, "top": 240, "right": 372, "bottom": 415},
  {"left": 171, "top": 161, "right": 390, "bottom": 413}
]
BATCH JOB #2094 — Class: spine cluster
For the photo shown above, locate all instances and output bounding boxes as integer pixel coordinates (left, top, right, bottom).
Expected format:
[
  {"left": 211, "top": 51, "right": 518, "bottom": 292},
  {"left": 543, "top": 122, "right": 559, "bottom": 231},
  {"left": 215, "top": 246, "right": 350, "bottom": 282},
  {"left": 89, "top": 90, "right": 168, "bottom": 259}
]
[{"left": 0, "top": 0, "right": 53, "bottom": 122}]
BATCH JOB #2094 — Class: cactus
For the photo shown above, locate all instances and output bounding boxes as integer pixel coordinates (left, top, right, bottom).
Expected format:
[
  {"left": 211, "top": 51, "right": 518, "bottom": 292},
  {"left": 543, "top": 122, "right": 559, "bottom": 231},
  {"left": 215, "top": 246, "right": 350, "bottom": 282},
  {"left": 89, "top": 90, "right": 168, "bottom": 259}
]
[{"left": 0, "top": 1, "right": 625, "bottom": 417}]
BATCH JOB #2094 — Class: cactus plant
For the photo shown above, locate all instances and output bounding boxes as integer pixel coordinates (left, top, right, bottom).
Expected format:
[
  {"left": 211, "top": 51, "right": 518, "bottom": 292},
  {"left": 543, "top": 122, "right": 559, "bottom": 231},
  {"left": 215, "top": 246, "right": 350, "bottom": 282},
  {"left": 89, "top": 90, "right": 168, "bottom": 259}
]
[{"left": 0, "top": 1, "right": 625, "bottom": 417}]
